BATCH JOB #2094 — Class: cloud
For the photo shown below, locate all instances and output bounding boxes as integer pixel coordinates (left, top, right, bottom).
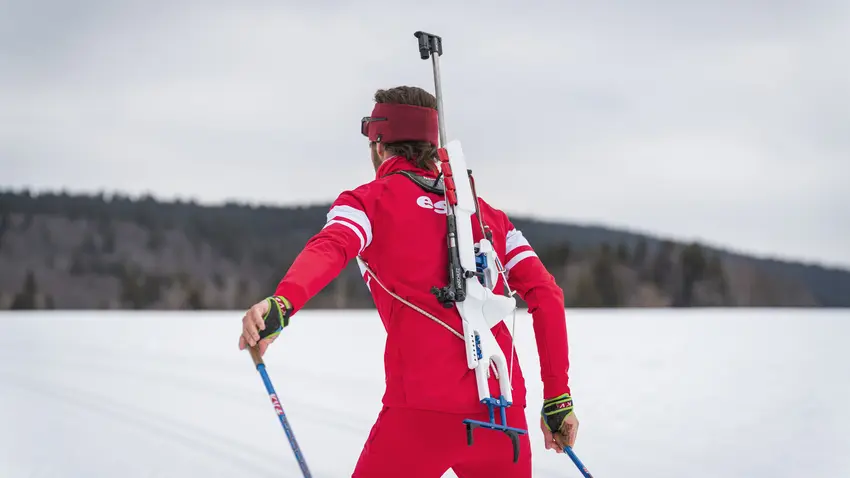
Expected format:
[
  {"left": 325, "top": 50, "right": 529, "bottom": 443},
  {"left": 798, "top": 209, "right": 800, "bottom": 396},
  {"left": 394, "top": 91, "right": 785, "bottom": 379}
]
[{"left": 1, "top": 0, "right": 848, "bottom": 267}]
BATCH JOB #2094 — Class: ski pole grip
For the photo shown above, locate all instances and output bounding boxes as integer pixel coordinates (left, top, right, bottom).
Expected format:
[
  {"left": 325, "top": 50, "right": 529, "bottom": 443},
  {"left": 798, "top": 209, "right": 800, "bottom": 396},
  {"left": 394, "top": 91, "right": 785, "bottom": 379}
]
[
  {"left": 414, "top": 31, "right": 443, "bottom": 59},
  {"left": 249, "top": 345, "right": 264, "bottom": 367}
]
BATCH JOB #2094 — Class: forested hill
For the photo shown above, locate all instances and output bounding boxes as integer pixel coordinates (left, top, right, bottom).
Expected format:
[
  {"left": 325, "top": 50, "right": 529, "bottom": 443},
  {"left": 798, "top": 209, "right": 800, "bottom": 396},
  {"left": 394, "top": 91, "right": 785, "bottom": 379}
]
[{"left": 1, "top": 190, "right": 848, "bottom": 310}]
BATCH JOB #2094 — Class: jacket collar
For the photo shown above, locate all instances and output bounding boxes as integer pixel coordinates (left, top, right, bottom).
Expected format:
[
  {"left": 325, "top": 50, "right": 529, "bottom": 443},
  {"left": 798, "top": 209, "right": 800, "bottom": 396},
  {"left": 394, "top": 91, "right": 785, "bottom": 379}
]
[{"left": 376, "top": 155, "right": 437, "bottom": 180}]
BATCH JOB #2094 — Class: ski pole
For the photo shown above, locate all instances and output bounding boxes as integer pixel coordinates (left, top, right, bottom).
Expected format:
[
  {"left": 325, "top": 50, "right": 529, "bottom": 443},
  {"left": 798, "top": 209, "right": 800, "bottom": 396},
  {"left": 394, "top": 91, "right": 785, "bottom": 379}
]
[
  {"left": 249, "top": 345, "right": 312, "bottom": 478},
  {"left": 564, "top": 445, "right": 594, "bottom": 478}
]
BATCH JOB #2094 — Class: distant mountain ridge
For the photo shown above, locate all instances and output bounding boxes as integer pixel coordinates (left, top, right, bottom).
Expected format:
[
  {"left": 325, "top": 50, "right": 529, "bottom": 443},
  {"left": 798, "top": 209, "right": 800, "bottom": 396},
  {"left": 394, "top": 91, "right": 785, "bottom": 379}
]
[
  {"left": 1, "top": 189, "right": 848, "bottom": 309},
  {"left": 505, "top": 216, "right": 850, "bottom": 307}
]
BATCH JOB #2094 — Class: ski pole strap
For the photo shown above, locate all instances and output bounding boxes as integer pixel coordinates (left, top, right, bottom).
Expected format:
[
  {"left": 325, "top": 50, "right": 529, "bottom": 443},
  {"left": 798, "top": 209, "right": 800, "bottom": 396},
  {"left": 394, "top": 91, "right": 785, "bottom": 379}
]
[
  {"left": 258, "top": 295, "right": 293, "bottom": 340},
  {"left": 541, "top": 393, "right": 574, "bottom": 433}
]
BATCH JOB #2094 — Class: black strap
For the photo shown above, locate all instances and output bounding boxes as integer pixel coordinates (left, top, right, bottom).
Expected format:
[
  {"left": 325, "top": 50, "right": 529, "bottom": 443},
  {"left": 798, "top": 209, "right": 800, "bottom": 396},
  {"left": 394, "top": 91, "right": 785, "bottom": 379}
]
[{"left": 390, "top": 170, "right": 445, "bottom": 195}]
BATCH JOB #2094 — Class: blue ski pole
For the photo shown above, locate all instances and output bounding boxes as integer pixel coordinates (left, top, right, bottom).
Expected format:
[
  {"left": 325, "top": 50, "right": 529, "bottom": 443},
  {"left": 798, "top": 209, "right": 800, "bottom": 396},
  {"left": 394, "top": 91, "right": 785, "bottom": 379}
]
[
  {"left": 249, "top": 346, "right": 312, "bottom": 478},
  {"left": 564, "top": 445, "right": 593, "bottom": 478}
]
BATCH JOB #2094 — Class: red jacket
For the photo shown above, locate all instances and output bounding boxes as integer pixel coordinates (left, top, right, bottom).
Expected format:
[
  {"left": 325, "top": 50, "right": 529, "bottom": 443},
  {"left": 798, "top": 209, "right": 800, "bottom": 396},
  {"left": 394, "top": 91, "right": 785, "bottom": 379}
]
[{"left": 275, "top": 156, "right": 571, "bottom": 413}]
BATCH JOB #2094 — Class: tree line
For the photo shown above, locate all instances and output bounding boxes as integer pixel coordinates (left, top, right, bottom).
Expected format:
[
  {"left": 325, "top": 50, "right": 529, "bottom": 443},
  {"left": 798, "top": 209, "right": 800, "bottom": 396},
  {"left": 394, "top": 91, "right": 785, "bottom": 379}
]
[{"left": 1, "top": 189, "right": 843, "bottom": 309}]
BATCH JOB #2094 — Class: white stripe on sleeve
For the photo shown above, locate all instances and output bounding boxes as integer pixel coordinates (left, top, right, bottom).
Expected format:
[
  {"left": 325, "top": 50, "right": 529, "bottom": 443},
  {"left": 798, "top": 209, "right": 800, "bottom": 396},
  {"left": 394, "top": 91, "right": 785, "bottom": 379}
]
[
  {"left": 505, "top": 250, "right": 537, "bottom": 271},
  {"left": 505, "top": 229, "right": 530, "bottom": 254},
  {"left": 327, "top": 205, "right": 373, "bottom": 249},
  {"left": 323, "top": 219, "right": 365, "bottom": 252}
]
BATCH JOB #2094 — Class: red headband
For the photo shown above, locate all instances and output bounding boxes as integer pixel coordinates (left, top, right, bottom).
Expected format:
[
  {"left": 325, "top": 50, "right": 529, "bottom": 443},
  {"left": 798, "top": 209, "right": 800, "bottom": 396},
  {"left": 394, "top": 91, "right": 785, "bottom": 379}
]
[{"left": 361, "top": 102, "right": 439, "bottom": 146}]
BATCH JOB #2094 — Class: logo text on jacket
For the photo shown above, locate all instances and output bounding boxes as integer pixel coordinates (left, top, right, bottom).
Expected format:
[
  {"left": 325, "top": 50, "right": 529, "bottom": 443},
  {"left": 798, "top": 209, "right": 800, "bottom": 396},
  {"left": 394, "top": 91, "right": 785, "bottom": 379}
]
[{"left": 416, "top": 196, "right": 447, "bottom": 215}]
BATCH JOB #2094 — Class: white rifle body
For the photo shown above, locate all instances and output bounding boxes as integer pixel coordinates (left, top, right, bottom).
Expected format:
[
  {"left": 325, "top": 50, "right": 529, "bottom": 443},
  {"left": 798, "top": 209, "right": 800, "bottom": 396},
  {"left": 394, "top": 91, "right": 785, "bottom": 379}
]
[{"left": 442, "top": 139, "right": 517, "bottom": 403}]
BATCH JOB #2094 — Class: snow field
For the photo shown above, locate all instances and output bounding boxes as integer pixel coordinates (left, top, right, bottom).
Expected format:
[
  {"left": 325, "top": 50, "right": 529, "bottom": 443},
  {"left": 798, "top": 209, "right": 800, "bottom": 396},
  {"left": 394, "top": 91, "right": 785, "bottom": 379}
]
[{"left": 1, "top": 309, "right": 848, "bottom": 477}]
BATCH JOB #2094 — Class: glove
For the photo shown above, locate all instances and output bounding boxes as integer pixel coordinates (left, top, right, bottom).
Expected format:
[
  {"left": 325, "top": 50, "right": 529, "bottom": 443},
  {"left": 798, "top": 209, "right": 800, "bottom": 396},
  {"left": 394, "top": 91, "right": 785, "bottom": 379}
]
[
  {"left": 258, "top": 295, "right": 293, "bottom": 341},
  {"left": 239, "top": 295, "right": 293, "bottom": 356},
  {"left": 541, "top": 392, "right": 574, "bottom": 435}
]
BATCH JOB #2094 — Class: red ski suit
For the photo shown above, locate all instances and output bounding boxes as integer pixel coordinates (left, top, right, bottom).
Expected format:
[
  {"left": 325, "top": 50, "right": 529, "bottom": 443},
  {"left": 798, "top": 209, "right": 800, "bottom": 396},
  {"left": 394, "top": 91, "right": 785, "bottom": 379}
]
[{"left": 275, "top": 156, "right": 571, "bottom": 477}]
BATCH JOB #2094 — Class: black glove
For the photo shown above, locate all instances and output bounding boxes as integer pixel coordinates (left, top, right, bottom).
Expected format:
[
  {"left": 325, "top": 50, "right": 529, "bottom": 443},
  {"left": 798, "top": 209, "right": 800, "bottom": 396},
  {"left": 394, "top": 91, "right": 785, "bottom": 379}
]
[
  {"left": 258, "top": 295, "right": 293, "bottom": 341},
  {"left": 541, "top": 393, "right": 574, "bottom": 434}
]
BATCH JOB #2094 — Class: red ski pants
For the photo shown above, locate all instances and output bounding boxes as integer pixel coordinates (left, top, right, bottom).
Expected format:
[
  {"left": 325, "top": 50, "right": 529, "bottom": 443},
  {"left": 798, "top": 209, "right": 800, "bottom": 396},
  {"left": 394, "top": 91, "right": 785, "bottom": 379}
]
[{"left": 351, "top": 405, "right": 532, "bottom": 477}]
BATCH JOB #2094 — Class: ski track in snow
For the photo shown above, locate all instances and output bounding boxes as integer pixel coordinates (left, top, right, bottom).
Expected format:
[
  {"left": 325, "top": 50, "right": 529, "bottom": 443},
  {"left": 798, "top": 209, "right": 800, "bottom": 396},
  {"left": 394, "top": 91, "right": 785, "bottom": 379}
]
[{"left": 1, "top": 309, "right": 849, "bottom": 477}]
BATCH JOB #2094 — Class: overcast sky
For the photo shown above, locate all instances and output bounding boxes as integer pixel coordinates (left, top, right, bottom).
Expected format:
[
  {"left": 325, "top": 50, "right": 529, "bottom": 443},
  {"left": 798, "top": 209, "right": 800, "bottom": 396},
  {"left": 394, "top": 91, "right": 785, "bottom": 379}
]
[{"left": 2, "top": 0, "right": 848, "bottom": 268}]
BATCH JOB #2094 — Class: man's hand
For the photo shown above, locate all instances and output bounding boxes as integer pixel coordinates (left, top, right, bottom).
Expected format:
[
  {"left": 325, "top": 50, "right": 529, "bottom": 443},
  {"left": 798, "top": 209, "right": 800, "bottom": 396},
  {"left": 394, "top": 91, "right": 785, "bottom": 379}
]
[
  {"left": 541, "top": 393, "right": 579, "bottom": 453},
  {"left": 238, "top": 296, "right": 292, "bottom": 357}
]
